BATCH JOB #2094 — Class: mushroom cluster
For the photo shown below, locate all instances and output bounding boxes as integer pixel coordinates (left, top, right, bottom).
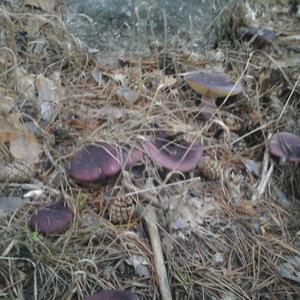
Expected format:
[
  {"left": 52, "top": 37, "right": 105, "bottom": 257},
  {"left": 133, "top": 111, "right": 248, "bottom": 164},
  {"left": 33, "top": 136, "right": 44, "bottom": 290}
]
[{"left": 69, "top": 136, "right": 203, "bottom": 184}]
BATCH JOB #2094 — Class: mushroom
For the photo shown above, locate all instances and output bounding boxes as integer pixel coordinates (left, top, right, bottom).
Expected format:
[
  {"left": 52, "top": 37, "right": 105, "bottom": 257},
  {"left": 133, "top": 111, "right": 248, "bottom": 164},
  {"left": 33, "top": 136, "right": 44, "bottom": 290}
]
[
  {"left": 269, "top": 131, "right": 300, "bottom": 164},
  {"left": 69, "top": 142, "right": 144, "bottom": 183},
  {"left": 143, "top": 135, "right": 202, "bottom": 172},
  {"left": 85, "top": 290, "right": 137, "bottom": 300},
  {"left": 184, "top": 70, "right": 242, "bottom": 113},
  {"left": 29, "top": 203, "right": 74, "bottom": 236},
  {"left": 69, "top": 142, "right": 121, "bottom": 183},
  {"left": 242, "top": 27, "right": 277, "bottom": 48}
]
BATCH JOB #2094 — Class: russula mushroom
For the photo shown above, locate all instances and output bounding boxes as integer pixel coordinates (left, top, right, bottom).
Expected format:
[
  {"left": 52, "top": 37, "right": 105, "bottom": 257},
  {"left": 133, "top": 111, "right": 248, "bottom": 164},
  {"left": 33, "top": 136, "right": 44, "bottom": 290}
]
[
  {"left": 184, "top": 70, "right": 242, "bottom": 111},
  {"left": 269, "top": 131, "right": 300, "bottom": 164},
  {"left": 69, "top": 142, "right": 144, "bottom": 183},
  {"left": 143, "top": 135, "right": 202, "bottom": 172},
  {"left": 29, "top": 203, "right": 73, "bottom": 236},
  {"left": 85, "top": 290, "right": 137, "bottom": 300},
  {"left": 69, "top": 142, "right": 121, "bottom": 183},
  {"left": 243, "top": 27, "right": 276, "bottom": 48}
]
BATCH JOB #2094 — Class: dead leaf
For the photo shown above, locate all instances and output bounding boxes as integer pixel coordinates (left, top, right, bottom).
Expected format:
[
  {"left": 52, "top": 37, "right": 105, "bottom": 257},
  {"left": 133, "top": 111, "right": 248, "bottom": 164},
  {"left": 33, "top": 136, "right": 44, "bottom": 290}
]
[
  {"left": 0, "top": 95, "right": 14, "bottom": 114},
  {"left": 170, "top": 196, "right": 220, "bottom": 231},
  {"left": 35, "top": 73, "right": 63, "bottom": 122},
  {"left": 277, "top": 256, "right": 300, "bottom": 283},
  {"left": 0, "top": 113, "right": 23, "bottom": 143},
  {"left": 163, "top": 75, "right": 177, "bottom": 88},
  {"left": 91, "top": 67, "right": 105, "bottom": 85},
  {"left": 235, "top": 201, "right": 260, "bottom": 216},
  {"left": 125, "top": 254, "right": 150, "bottom": 277},
  {"left": 15, "top": 67, "right": 35, "bottom": 100},
  {"left": 0, "top": 197, "right": 27, "bottom": 217},
  {"left": 116, "top": 87, "right": 139, "bottom": 104},
  {"left": 83, "top": 104, "right": 125, "bottom": 120},
  {"left": 24, "top": 0, "right": 55, "bottom": 12},
  {"left": 10, "top": 133, "right": 41, "bottom": 163}
]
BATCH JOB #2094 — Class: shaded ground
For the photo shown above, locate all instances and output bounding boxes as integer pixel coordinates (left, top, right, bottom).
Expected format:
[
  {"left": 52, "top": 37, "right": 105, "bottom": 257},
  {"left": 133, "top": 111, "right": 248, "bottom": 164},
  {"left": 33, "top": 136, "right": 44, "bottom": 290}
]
[
  {"left": 0, "top": 1, "right": 300, "bottom": 299},
  {"left": 64, "top": 0, "right": 237, "bottom": 62}
]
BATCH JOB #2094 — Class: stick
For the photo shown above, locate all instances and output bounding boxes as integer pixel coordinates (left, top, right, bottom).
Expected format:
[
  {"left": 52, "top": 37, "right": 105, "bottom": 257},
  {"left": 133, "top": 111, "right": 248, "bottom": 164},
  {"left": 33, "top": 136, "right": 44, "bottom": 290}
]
[
  {"left": 252, "top": 148, "right": 274, "bottom": 202},
  {"left": 144, "top": 207, "right": 172, "bottom": 300}
]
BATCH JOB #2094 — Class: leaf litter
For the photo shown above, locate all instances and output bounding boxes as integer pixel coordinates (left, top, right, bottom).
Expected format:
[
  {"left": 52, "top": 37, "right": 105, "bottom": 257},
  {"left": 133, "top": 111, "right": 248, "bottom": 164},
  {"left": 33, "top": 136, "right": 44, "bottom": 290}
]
[{"left": 0, "top": 1, "right": 300, "bottom": 299}]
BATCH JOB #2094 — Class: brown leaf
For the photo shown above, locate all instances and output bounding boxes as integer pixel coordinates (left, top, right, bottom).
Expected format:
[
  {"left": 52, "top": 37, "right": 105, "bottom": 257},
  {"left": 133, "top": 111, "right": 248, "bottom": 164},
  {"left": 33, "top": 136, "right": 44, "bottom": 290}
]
[
  {"left": 0, "top": 95, "right": 14, "bottom": 114},
  {"left": 0, "top": 113, "right": 22, "bottom": 143},
  {"left": 10, "top": 133, "right": 41, "bottom": 163},
  {"left": 35, "top": 73, "right": 63, "bottom": 122},
  {"left": 83, "top": 104, "right": 125, "bottom": 120},
  {"left": 0, "top": 197, "right": 28, "bottom": 217}
]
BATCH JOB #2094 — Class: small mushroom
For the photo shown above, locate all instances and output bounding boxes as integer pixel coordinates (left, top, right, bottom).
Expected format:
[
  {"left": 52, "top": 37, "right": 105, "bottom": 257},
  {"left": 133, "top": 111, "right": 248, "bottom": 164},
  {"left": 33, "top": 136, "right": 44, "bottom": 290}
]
[
  {"left": 269, "top": 131, "right": 300, "bottom": 164},
  {"left": 69, "top": 142, "right": 121, "bottom": 183},
  {"left": 185, "top": 71, "right": 242, "bottom": 113},
  {"left": 143, "top": 136, "right": 202, "bottom": 172},
  {"left": 29, "top": 203, "right": 73, "bottom": 236},
  {"left": 85, "top": 290, "right": 137, "bottom": 300},
  {"left": 242, "top": 27, "right": 277, "bottom": 48}
]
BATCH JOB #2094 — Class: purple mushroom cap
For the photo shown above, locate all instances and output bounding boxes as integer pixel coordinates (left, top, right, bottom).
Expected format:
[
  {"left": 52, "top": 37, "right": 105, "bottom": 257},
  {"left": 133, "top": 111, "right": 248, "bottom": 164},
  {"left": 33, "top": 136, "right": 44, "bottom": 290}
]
[
  {"left": 29, "top": 205, "right": 74, "bottom": 236},
  {"left": 185, "top": 71, "right": 242, "bottom": 98},
  {"left": 143, "top": 136, "right": 202, "bottom": 172},
  {"left": 85, "top": 290, "right": 137, "bottom": 300},
  {"left": 69, "top": 143, "right": 121, "bottom": 183},
  {"left": 269, "top": 131, "right": 300, "bottom": 163}
]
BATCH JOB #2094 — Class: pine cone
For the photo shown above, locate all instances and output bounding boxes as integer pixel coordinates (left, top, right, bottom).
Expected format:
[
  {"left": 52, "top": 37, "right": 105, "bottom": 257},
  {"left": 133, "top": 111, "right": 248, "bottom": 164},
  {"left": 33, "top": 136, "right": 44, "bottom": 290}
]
[
  {"left": 109, "top": 196, "right": 135, "bottom": 224},
  {"left": 198, "top": 157, "right": 222, "bottom": 180},
  {"left": 0, "top": 160, "right": 35, "bottom": 183}
]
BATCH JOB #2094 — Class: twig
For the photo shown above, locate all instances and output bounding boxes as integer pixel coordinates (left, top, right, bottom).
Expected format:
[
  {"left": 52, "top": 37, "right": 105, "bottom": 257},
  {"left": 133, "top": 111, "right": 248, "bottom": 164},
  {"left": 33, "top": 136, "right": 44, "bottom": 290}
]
[
  {"left": 143, "top": 207, "right": 172, "bottom": 300},
  {"left": 252, "top": 147, "right": 274, "bottom": 202}
]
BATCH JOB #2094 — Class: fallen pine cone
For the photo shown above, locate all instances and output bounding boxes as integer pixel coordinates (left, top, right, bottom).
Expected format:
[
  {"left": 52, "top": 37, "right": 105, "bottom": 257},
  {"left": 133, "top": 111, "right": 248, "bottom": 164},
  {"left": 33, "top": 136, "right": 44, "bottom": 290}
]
[
  {"left": 0, "top": 160, "right": 35, "bottom": 183},
  {"left": 198, "top": 157, "right": 223, "bottom": 180},
  {"left": 109, "top": 195, "right": 136, "bottom": 224}
]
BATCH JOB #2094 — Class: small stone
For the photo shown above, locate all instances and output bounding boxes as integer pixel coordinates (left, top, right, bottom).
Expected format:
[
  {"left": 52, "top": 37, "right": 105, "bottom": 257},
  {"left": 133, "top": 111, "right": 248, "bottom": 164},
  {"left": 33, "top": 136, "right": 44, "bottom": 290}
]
[{"left": 213, "top": 252, "right": 225, "bottom": 266}]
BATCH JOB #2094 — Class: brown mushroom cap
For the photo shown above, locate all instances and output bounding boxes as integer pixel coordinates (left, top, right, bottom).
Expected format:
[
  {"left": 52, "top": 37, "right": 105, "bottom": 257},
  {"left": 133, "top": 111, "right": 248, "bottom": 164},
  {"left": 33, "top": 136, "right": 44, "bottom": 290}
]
[
  {"left": 143, "top": 136, "right": 202, "bottom": 172},
  {"left": 85, "top": 290, "right": 137, "bottom": 300},
  {"left": 269, "top": 131, "right": 300, "bottom": 163},
  {"left": 185, "top": 71, "right": 242, "bottom": 98}
]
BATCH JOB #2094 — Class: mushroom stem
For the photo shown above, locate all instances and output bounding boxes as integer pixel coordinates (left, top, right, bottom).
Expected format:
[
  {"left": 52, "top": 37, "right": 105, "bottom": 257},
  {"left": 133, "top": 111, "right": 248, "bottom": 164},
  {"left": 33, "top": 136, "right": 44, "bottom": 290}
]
[
  {"left": 199, "top": 95, "right": 217, "bottom": 118},
  {"left": 201, "top": 95, "right": 217, "bottom": 108}
]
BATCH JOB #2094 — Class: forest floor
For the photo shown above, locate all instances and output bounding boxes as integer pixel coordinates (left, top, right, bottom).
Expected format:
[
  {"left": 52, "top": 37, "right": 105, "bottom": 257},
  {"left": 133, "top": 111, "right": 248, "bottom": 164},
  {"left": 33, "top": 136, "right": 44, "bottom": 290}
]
[{"left": 0, "top": 1, "right": 300, "bottom": 299}]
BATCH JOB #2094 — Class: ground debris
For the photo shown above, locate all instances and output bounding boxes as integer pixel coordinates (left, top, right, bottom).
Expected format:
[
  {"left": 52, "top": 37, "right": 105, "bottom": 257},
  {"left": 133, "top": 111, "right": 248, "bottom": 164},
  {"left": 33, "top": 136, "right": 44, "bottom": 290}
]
[{"left": 0, "top": 1, "right": 300, "bottom": 299}]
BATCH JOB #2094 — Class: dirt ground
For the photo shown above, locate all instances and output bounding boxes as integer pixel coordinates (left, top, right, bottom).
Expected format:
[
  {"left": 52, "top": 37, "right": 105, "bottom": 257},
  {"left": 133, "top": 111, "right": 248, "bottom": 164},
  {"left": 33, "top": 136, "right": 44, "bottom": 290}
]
[{"left": 0, "top": 1, "right": 300, "bottom": 299}]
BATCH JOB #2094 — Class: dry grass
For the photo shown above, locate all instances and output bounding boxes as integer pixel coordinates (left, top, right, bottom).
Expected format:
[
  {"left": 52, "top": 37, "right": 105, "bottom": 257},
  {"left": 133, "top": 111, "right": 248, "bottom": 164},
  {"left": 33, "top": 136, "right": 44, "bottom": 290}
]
[{"left": 0, "top": 1, "right": 300, "bottom": 300}]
